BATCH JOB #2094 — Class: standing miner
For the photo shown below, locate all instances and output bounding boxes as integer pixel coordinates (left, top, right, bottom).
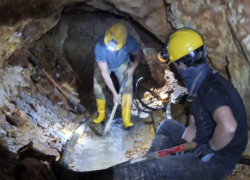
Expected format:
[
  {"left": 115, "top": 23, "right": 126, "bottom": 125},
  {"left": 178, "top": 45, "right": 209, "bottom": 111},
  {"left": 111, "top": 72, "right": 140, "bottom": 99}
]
[{"left": 93, "top": 22, "right": 142, "bottom": 129}]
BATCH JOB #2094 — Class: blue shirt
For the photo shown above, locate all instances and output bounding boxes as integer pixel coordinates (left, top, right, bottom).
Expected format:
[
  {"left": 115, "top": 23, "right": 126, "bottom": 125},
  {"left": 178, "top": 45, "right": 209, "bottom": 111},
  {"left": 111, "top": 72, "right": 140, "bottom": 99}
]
[{"left": 94, "top": 34, "right": 139, "bottom": 69}]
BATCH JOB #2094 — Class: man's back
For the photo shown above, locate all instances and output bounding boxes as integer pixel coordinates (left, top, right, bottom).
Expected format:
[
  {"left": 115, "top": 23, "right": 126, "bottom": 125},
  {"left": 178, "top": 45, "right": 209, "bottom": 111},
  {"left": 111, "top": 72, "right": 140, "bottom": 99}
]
[{"left": 192, "top": 72, "right": 248, "bottom": 167}]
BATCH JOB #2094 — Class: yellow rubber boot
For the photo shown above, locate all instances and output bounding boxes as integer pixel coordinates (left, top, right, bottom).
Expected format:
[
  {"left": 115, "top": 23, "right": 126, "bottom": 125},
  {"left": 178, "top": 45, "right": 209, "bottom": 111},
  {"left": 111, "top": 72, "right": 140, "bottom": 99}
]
[
  {"left": 93, "top": 99, "right": 106, "bottom": 124},
  {"left": 122, "top": 94, "right": 134, "bottom": 128}
]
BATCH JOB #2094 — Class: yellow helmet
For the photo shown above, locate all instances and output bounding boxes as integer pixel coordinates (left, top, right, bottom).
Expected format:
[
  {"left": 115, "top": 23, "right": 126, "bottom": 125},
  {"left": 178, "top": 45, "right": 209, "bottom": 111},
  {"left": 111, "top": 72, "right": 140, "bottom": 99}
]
[
  {"left": 104, "top": 22, "right": 128, "bottom": 51},
  {"left": 158, "top": 28, "right": 205, "bottom": 66}
]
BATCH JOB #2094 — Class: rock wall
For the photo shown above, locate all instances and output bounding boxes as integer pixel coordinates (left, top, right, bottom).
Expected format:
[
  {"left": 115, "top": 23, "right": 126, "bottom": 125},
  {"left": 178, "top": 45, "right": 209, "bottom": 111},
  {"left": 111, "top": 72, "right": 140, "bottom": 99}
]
[
  {"left": 0, "top": 0, "right": 66, "bottom": 68},
  {"left": 165, "top": 0, "right": 250, "bottom": 121}
]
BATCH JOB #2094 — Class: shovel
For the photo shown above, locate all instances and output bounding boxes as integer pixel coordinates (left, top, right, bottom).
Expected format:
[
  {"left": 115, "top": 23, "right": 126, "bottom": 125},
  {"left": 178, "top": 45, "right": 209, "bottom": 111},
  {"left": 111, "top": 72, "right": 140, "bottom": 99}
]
[
  {"left": 102, "top": 74, "right": 128, "bottom": 135},
  {"left": 89, "top": 74, "right": 128, "bottom": 136},
  {"left": 89, "top": 61, "right": 130, "bottom": 136},
  {"left": 28, "top": 55, "right": 85, "bottom": 114}
]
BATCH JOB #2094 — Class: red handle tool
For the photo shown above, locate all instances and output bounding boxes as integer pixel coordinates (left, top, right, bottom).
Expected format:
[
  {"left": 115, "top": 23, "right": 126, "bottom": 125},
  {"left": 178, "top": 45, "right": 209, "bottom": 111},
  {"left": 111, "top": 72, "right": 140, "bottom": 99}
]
[{"left": 147, "top": 142, "right": 197, "bottom": 159}]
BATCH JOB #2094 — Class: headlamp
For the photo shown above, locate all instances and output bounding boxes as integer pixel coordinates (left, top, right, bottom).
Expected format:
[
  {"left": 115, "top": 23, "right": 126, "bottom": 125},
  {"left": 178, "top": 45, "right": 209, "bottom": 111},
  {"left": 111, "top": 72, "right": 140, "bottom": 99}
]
[
  {"left": 107, "top": 39, "right": 118, "bottom": 51},
  {"left": 158, "top": 47, "right": 169, "bottom": 64}
]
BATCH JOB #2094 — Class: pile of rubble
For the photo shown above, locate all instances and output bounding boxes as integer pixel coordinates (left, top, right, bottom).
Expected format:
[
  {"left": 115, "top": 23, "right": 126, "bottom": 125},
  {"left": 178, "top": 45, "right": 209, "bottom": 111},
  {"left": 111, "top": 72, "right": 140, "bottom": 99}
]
[
  {"left": 135, "top": 69, "right": 187, "bottom": 112},
  {"left": 0, "top": 44, "right": 93, "bottom": 168},
  {"left": 0, "top": 144, "right": 55, "bottom": 180},
  {"left": 125, "top": 140, "right": 149, "bottom": 160}
]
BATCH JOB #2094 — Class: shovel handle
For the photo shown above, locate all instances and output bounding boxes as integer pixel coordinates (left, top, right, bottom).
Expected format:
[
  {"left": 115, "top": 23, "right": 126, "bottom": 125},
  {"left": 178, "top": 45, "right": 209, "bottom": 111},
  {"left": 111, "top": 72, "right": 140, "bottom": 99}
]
[
  {"left": 28, "top": 56, "right": 69, "bottom": 99},
  {"left": 182, "top": 141, "right": 197, "bottom": 151},
  {"left": 103, "top": 102, "right": 119, "bottom": 136},
  {"left": 41, "top": 69, "right": 69, "bottom": 99}
]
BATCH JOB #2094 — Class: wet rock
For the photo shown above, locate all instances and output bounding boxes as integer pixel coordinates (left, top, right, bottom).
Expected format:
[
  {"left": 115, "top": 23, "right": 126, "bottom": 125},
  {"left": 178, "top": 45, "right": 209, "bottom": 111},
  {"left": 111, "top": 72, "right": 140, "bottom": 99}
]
[
  {"left": 21, "top": 67, "right": 31, "bottom": 81},
  {"left": 20, "top": 158, "right": 55, "bottom": 180},
  {"left": 55, "top": 122, "right": 63, "bottom": 129},
  {"left": 0, "top": 128, "right": 7, "bottom": 135},
  {"left": 142, "top": 47, "right": 166, "bottom": 86},
  {"left": 61, "top": 82, "right": 79, "bottom": 97},
  {"left": 8, "top": 49, "right": 30, "bottom": 68},
  {"left": 48, "top": 92, "right": 60, "bottom": 105},
  {"left": 16, "top": 110, "right": 30, "bottom": 122},
  {"left": 37, "top": 121, "right": 49, "bottom": 129},
  {"left": 0, "top": 145, "right": 18, "bottom": 160},
  {"left": 53, "top": 88, "right": 68, "bottom": 106},
  {"left": 50, "top": 142, "right": 62, "bottom": 152},
  {"left": 0, "top": 144, "right": 54, "bottom": 180},
  {"left": 143, "top": 91, "right": 151, "bottom": 98},
  {"left": 68, "top": 112, "right": 78, "bottom": 120},
  {"left": 17, "top": 141, "right": 59, "bottom": 161},
  {"left": 7, "top": 131, "right": 17, "bottom": 138},
  {"left": 84, "top": 110, "right": 91, "bottom": 118},
  {"left": 6, "top": 115, "right": 26, "bottom": 128},
  {"left": 161, "top": 69, "right": 177, "bottom": 93},
  {"left": 35, "top": 83, "right": 45, "bottom": 95},
  {"left": 0, "top": 137, "right": 8, "bottom": 148},
  {"left": 0, "top": 66, "right": 30, "bottom": 106}
]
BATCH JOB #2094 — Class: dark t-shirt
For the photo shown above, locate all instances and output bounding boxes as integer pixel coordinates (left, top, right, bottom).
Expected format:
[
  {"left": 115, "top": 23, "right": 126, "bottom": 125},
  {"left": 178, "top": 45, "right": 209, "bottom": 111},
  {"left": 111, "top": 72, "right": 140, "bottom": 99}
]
[
  {"left": 191, "top": 72, "right": 248, "bottom": 167},
  {"left": 94, "top": 34, "right": 139, "bottom": 70}
]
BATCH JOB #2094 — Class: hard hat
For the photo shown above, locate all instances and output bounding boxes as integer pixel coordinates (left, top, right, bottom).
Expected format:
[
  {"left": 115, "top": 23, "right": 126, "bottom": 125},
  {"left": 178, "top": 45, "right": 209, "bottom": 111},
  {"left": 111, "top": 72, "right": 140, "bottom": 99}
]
[
  {"left": 104, "top": 22, "right": 128, "bottom": 51},
  {"left": 158, "top": 28, "right": 206, "bottom": 66}
]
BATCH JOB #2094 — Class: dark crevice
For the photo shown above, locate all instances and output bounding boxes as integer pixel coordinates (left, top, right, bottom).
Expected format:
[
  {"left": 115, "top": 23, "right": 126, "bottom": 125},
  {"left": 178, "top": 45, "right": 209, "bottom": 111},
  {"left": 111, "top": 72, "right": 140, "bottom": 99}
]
[
  {"left": 206, "top": 55, "right": 218, "bottom": 71},
  {"left": 164, "top": 0, "right": 176, "bottom": 31},
  {"left": 225, "top": 54, "right": 232, "bottom": 82}
]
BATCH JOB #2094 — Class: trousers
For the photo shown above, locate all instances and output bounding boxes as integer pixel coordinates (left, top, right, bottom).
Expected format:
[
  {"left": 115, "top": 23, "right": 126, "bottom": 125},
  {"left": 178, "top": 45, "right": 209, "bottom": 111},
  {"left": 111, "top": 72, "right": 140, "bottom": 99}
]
[
  {"left": 112, "top": 119, "right": 235, "bottom": 180},
  {"left": 93, "top": 60, "right": 132, "bottom": 99}
]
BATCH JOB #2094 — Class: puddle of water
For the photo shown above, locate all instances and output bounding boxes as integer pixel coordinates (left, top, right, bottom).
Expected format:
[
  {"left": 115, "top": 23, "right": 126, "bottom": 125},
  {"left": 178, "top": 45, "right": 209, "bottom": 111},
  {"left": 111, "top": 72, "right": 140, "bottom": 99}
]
[{"left": 69, "top": 110, "right": 155, "bottom": 171}]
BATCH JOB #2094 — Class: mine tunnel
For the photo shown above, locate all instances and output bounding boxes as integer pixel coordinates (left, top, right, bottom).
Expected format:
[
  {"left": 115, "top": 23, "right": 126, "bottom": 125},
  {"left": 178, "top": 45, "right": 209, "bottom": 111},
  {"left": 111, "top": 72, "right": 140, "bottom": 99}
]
[{"left": 1, "top": 1, "right": 250, "bottom": 180}]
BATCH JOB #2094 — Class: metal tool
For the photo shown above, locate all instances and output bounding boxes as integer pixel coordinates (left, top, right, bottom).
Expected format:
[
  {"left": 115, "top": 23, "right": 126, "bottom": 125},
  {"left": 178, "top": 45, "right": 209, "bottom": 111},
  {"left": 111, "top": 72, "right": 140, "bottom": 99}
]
[
  {"left": 89, "top": 74, "right": 128, "bottom": 136},
  {"left": 146, "top": 142, "right": 196, "bottom": 159},
  {"left": 28, "top": 55, "right": 85, "bottom": 114}
]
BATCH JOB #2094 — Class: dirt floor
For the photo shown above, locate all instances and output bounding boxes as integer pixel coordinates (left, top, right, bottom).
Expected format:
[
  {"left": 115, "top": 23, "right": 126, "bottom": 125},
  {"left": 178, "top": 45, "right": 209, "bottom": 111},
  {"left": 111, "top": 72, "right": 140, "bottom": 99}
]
[{"left": 69, "top": 108, "right": 155, "bottom": 171}]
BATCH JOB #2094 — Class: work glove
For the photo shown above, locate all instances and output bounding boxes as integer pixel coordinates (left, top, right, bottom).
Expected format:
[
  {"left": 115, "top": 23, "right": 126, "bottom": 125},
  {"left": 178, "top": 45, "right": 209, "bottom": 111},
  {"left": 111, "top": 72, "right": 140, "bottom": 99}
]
[{"left": 195, "top": 143, "right": 215, "bottom": 162}]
